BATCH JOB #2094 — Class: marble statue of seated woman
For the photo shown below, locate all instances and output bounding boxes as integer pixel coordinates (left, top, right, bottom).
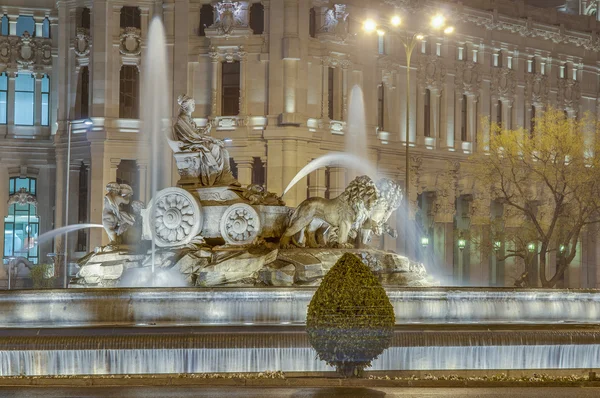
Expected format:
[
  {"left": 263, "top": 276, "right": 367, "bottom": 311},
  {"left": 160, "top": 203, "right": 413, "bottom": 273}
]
[{"left": 170, "top": 94, "right": 238, "bottom": 186}]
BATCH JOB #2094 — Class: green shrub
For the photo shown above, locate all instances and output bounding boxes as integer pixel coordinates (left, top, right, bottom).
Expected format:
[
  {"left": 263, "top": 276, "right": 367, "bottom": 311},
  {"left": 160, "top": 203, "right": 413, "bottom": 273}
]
[
  {"left": 30, "top": 264, "right": 56, "bottom": 289},
  {"left": 306, "top": 253, "right": 395, "bottom": 378}
]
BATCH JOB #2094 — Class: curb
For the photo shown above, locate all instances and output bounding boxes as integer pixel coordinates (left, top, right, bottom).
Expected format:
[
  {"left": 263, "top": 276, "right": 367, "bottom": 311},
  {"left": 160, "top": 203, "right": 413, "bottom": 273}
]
[{"left": 1, "top": 377, "right": 600, "bottom": 388}]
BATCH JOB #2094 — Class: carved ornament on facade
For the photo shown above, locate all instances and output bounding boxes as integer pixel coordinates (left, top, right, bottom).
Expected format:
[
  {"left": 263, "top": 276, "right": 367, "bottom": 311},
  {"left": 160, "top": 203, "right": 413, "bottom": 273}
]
[
  {"left": 557, "top": 79, "right": 581, "bottom": 113},
  {"left": 15, "top": 32, "right": 36, "bottom": 67},
  {"left": 383, "top": 0, "right": 428, "bottom": 13},
  {"left": 119, "top": 27, "right": 142, "bottom": 56},
  {"left": 456, "top": 9, "right": 600, "bottom": 52},
  {"left": 491, "top": 67, "right": 516, "bottom": 101},
  {"left": 417, "top": 55, "right": 446, "bottom": 91},
  {"left": 0, "top": 40, "right": 11, "bottom": 63},
  {"left": 73, "top": 28, "right": 91, "bottom": 58},
  {"left": 432, "top": 161, "right": 460, "bottom": 224},
  {"left": 525, "top": 72, "right": 549, "bottom": 106},
  {"left": 454, "top": 60, "right": 481, "bottom": 96},
  {"left": 209, "top": 46, "right": 247, "bottom": 63},
  {"left": 322, "top": 55, "right": 351, "bottom": 69},
  {"left": 210, "top": 0, "right": 247, "bottom": 37},
  {"left": 7, "top": 188, "right": 37, "bottom": 207},
  {"left": 318, "top": 4, "right": 350, "bottom": 43}
]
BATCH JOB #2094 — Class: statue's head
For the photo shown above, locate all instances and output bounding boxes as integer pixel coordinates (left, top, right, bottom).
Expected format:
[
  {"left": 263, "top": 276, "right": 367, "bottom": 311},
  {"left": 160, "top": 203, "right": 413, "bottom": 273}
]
[
  {"left": 177, "top": 94, "right": 195, "bottom": 114},
  {"left": 119, "top": 184, "right": 134, "bottom": 204}
]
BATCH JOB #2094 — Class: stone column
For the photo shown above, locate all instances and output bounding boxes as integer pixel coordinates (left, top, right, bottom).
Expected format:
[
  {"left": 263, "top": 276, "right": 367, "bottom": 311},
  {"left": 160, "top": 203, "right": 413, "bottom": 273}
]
[
  {"left": 341, "top": 65, "right": 348, "bottom": 120},
  {"left": 504, "top": 101, "right": 513, "bottom": 130},
  {"left": 34, "top": 16, "right": 44, "bottom": 37},
  {"left": 90, "top": 0, "right": 111, "bottom": 117},
  {"left": 328, "top": 167, "right": 346, "bottom": 199},
  {"left": 140, "top": 7, "right": 149, "bottom": 40},
  {"left": 6, "top": 72, "right": 15, "bottom": 127},
  {"left": 0, "top": 165, "right": 8, "bottom": 261},
  {"left": 210, "top": 53, "right": 220, "bottom": 118},
  {"left": 266, "top": 140, "right": 283, "bottom": 196},
  {"left": 239, "top": 53, "right": 248, "bottom": 116},
  {"left": 308, "top": 168, "right": 327, "bottom": 198},
  {"left": 431, "top": 89, "right": 441, "bottom": 139},
  {"left": 469, "top": 194, "right": 491, "bottom": 286},
  {"left": 137, "top": 161, "right": 148, "bottom": 203},
  {"left": 282, "top": 140, "right": 299, "bottom": 206},
  {"left": 34, "top": 74, "right": 43, "bottom": 126},
  {"left": 280, "top": 0, "right": 300, "bottom": 124},
  {"left": 236, "top": 157, "right": 254, "bottom": 187},
  {"left": 67, "top": 163, "right": 80, "bottom": 255},
  {"left": 321, "top": 62, "right": 329, "bottom": 119},
  {"left": 8, "top": 15, "right": 17, "bottom": 36},
  {"left": 454, "top": 92, "right": 463, "bottom": 143},
  {"left": 54, "top": 148, "right": 67, "bottom": 252}
]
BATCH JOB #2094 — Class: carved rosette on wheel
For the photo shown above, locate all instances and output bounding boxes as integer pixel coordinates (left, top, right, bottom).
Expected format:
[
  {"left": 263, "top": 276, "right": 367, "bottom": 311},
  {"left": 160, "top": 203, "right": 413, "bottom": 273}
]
[
  {"left": 150, "top": 188, "right": 203, "bottom": 248},
  {"left": 220, "top": 203, "right": 261, "bottom": 245}
]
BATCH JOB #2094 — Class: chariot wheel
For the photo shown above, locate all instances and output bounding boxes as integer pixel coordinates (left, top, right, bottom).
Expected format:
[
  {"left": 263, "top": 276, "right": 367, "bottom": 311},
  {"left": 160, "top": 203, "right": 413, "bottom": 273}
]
[
  {"left": 150, "top": 188, "right": 202, "bottom": 248},
  {"left": 219, "top": 203, "right": 261, "bottom": 245}
]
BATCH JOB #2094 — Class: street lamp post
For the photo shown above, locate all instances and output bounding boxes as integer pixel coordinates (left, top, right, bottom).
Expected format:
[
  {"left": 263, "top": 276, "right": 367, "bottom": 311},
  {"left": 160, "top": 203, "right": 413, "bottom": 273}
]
[
  {"left": 364, "top": 13, "right": 454, "bottom": 253},
  {"left": 63, "top": 118, "right": 93, "bottom": 288}
]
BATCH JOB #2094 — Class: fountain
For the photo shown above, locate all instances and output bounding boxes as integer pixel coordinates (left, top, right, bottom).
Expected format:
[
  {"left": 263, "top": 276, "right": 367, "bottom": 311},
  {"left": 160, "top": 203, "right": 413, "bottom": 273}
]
[{"left": 1, "top": 17, "right": 599, "bottom": 378}]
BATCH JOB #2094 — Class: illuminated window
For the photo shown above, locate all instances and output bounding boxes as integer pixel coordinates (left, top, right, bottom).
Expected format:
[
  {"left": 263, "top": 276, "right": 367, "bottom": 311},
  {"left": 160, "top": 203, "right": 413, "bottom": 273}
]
[
  {"left": 4, "top": 177, "right": 39, "bottom": 265},
  {"left": 0, "top": 72, "right": 7, "bottom": 124},
  {"left": 41, "top": 75, "right": 50, "bottom": 126},
  {"left": 14, "top": 73, "right": 35, "bottom": 126}
]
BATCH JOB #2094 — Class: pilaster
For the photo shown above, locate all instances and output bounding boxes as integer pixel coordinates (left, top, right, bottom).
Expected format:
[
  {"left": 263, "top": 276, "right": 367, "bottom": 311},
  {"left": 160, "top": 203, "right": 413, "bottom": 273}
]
[{"left": 235, "top": 157, "right": 254, "bottom": 187}]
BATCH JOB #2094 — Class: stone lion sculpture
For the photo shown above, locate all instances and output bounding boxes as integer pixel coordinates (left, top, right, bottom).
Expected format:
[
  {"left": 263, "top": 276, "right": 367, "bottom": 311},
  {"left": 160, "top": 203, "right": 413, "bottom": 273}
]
[
  {"left": 102, "top": 182, "right": 135, "bottom": 245},
  {"left": 280, "top": 175, "right": 379, "bottom": 249},
  {"left": 357, "top": 178, "right": 403, "bottom": 245}
]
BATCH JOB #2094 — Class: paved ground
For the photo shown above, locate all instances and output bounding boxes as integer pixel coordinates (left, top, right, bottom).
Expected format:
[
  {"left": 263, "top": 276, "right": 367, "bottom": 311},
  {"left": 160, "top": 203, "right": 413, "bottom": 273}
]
[{"left": 1, "top": 387, "right": 600, "bottom": 398}]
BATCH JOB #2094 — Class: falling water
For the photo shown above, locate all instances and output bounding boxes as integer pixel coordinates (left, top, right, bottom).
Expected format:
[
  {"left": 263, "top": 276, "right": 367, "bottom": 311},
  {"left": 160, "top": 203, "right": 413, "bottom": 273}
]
[
  {"left": 141, "top": 17, "right": 172, "bottom": 279},
  {"left": 346, "top": 85, "right": 369, "bottom": 178},
  {"left": 35, "top": 224, "right": 104, "bottom": 246},
  {"left": 282, "top": 153, "right": 378, "bottom": 197}
]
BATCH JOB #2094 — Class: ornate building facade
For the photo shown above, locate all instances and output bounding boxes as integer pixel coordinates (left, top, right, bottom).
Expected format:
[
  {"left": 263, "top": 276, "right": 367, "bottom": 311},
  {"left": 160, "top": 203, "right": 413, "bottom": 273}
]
[{"left": 1, "top": 0, "right": 600, "bottom": 287}]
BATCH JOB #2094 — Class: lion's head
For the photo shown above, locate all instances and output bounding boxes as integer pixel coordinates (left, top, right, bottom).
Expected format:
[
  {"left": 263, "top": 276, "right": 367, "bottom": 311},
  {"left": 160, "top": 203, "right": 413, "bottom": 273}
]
[{"left": 339, "top": 175, "right": 380, "bottom": 228}]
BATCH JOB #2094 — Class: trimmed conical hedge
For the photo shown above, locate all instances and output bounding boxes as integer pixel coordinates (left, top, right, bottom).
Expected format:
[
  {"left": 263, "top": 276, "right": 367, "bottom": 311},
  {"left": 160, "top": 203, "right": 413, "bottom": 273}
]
[{"left": 306, "top": 253, "right": 395, "bottom": 377}]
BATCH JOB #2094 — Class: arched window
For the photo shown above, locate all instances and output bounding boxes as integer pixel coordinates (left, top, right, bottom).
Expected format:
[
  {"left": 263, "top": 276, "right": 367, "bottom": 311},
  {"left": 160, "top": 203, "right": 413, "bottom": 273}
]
[
  {"left": 249, "top": 3, "right": 264, "bottom": 34},
  {"left": 120, "top": 6, "right": 141, "bottom": 29},
  {"left": 14, "top": 73, "right": 35, "bottom": 126},
  {"left": 0, "top": 72, "right": 7, "bottom": 124},
  {"left": 199, "top": 4, "right": 214, "bottom": 36},
  {"left": 16, "top": 16, "right": 34, "bottom": 36},
  {"left": 461, "top": 95, "right": 468, "bottom": 141},
  {"left": 424, "top": 89, "right": 431, "bottom": 137},
  {"left": 119, "top": 66, "right": 139, "bottom": 119},
  {"left": 222, "top": 61, "right": 240, "bottom": 116},
  {"left": 309, "top": 8, "right": 316, "bottom": 38},
  {"left": 80, "top": 8, "right": 91, "bottom": 29},
  {"left": 4, "top": 177, "right": 39, "bottom": 265},
  {"left": 42, "top": 18, "right": 50, "bottom": 38}
]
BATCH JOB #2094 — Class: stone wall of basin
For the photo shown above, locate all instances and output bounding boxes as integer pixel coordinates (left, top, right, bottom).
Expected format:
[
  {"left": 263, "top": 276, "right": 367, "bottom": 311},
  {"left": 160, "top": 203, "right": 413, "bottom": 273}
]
[{"left": 0, "top": 288, "right": 599, "bottom": 328}]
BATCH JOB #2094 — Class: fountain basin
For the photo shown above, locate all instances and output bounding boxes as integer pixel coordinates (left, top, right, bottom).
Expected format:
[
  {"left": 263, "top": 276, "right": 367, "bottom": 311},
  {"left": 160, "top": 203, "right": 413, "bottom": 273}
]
[{"left": 0, "top": 287, "right": 599, "bottom": 328}]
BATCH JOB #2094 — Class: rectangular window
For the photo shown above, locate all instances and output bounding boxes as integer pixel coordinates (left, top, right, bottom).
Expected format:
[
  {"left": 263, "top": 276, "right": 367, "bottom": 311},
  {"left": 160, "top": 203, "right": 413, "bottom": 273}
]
[
  {"left": 14, "top": 73, "right": 35, "bottom": 125},
  {"left": 309, "top": 8, "right": 316, "bottom": 38},
  {"left": 461, "top": 95, "right": 467, "bottom": 141},
  {"left": 4, "top": 177, "right": 39, "bottom": 265},
  {"left": 249, "top": 3, "right": 264, "bottom": 35},
  {"left": 120, "top": 6, "right": 141, "bottom": 29},
  {"left": 0, "top": 72, "right": 7, "bottom": 124},
  {"left": 16, "top": 15, "right": 35, "bottom": 36},
  {"left": 79, "top": 66, "right": 89, "bottom": 119},
  {"left": 80, "top": 8, "right": 91, "bottom": 30},
  {"left": 77, "top": 164, "right": 89, "bottom": 252},
  {"left": 378, "top": 35, "right": 385, "bottom": 55},
  {"left": 221, "top": 61, "right": 240, "bottom": 116},
  {"left": 199, "top": 4, "right": 213, "bottom": 36},
  {"left": 497, "top": 100, "right": 503, "bottom": 128},
  {"left": 119, "top": 66, "right": 139, "bottom": 119},
  {"left": 1, "top": 15, "right": 8, "bottom": 35},
  {"left": 41, "top": 75, "right": 50, "bottom": 126}
]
